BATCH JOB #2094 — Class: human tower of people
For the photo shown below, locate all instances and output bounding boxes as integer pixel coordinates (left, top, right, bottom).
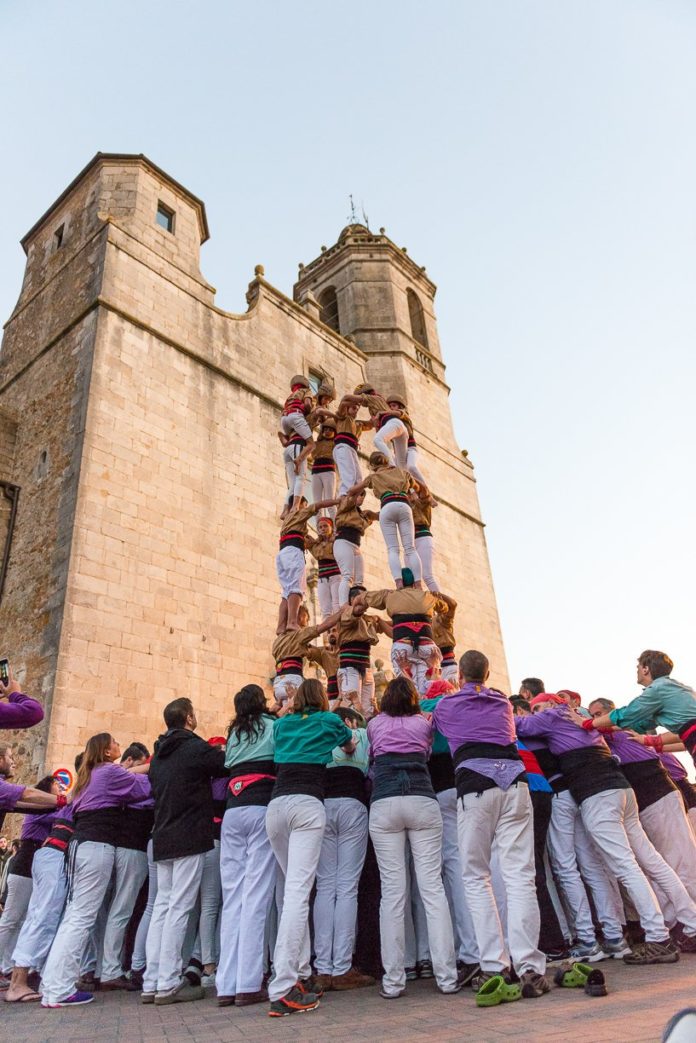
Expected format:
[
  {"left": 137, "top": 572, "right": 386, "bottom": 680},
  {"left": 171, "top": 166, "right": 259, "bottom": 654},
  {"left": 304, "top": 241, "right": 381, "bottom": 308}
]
[{"left": 2, "top": 374, "right": 696, "bottom": 1018}]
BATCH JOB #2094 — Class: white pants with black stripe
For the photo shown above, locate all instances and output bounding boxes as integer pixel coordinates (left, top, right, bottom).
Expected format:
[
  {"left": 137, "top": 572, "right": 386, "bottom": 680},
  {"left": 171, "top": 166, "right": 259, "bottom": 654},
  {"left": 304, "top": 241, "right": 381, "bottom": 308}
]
[
  {"left": 218, "top": 807, "right": 276, "bottom": 996},
  {"left": 370, "top": 795, "right": 458, "bottom": 996},
  {"left": 101, "top": 847, "right": 148, "bottom": 982},
  {"left": 333, "top": 538, "right": 364, "bottom": 605},
  {"left": 0, "top": 874, "right": 33, "bottom": 973},
  {"left": 266, "top": 794, "right": 326, "bottom": 1001},
  {"left": 457, "top": 784, "right": 544, "bottom": 976},
  {"left": 41, "top": 841, "right": 116, "bottom": 1004},
  {"left": 143, "top": 852, "right": 206, "bottom": 995},
  {"left": 313, "top": 797, "right": 368, "bottom": 976},
  {"left": 12, "top": 848, "right": 68, "bottom": 972},
  {"left": 379, "top": 501, "right": 421, "bottom": 582}
]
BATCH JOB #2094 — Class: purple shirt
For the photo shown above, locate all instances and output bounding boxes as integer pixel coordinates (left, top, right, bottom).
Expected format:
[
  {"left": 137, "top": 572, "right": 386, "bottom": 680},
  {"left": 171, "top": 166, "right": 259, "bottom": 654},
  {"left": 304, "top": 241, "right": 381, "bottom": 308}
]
[
  {"left": 660, "top": 751, "right": 688, "bottom": 782},
  {"left": 21, "top": 808, "right": 59, "bottom": 842},
  {"left": 0, "top": 692, "right": 44, "bottom": 730},
  {"left": 0, "top": 774, "right": 25, "bottom": 811},
  {"left": 71, "top": 762, "right": 151, "bottom": 813},
  {"left": 211, "top": 777, "right": 228, "bottom": 801},
  {"left": 367, "top": 713, "right": 433, "bottom": 756},
  {"left": 516, "top": 707, "right": 608, "bottom": 755},
  {"left": 604, "top": 730, "right": 658, "bottom": 766},
  {"left": 432, "top": 683, "right": 516, "bottom": 753}
]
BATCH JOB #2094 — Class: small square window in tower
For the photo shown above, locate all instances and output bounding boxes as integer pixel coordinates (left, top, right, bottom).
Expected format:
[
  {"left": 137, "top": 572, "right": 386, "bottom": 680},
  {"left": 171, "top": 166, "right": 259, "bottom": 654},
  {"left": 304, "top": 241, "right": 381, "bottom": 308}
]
[
  {"left": 156, "top": 202, "right": 175, "bottom": 234},
  {"left": 53, "top": 225, "right": 64, "bottom": 251}
]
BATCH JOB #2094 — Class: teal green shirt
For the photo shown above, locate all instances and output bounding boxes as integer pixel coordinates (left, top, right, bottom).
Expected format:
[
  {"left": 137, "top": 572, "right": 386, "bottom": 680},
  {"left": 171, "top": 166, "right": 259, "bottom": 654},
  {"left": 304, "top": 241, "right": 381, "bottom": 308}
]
[
  {"left": 609, "top": 677, "right": 696, "bottom": 733},
  {"left": 273, "top": 709, "right": 352, "bottom": 764},
  {"left": 420, "top": 696, "right": 449, "bottom": 755},
  {"left": 225, "top": 714, "right": 276, "bottom": 767},
  {"left": 328, "top": 728, "right": 370, "bottom": 774}
]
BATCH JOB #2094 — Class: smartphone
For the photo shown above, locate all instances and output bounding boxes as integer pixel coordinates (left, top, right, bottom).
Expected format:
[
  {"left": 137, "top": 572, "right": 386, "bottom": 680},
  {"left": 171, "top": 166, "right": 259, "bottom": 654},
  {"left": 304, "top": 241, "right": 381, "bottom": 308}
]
[{"left": 0, "top": 657, "right": 9, "bottom": 686}]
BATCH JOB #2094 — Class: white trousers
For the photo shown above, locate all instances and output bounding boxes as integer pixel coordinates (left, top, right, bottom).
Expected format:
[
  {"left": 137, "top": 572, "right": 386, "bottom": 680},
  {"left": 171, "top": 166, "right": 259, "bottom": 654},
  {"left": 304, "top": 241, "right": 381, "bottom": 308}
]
[
  {"left": 275, "top": 546, "right": 306, "bottom": 600},
  {"left": 12, "top": 848, "right": 67, "bottom": 972},
  {"left": 101, "top": 847, "right": 148, "bottom": 981},
  {"left": 273, "top": 673, "right": 303, "bottom": 707},
  {"left": 441, "top": 661, "right": 458, "bottom": 684},
  {"left": 457, "top": 784, "right": 544, "bottom": 976},
  {"left": 369, "top": 795, "right": 457, "bottom": 996},
  {"left": 311, "top": 472, "right": 336, "bottom": 519},
  {"left": 333, "top": 538, "right": 364, "bottom": 605},
  {"left": 437, "top": 788, "right": 478, "bottom": 963},
  {"left": 333, "top": 444, "right": 362, "bottom": 496},
  {"left": 41, "top": 841, "right": 116, "bottom": 1004},
  {"left": 406, "top": 447, "right": 429, "bottom": 487},
  {"left": 281, "top": 413, "right": 312, "bottom": 441},
  {"left": 337, "top": 666, "right": 374, "bottom": 717},
  {"left": 373, "top": 418, "right": 408, "bottom": 467},
  {"left": 379, "top": 501, "right": 422, "bottom": 582},
  {"left": 579, "top": 788, "right": 684, "bottom": 941},
  {"left": 283, "top": 442, "right": 307, "bottom": 500},
  {"left": 640, "top": 790, "right": 696, "bottom": 907},
  {"left": 546, "top": 790, "right": 622, "bottom": 943},
  {"left": 404, "top": 850, "right": 430, "bottom": 965},
  {"left": 218, "top": 806, "right": 277, "bottom": 996},
  {"left": 391, "top": 640, "right": 441, "bottom": 697},
  {"left": 0, "top": 874, "right": 33, "bottom": 973},
  {"left": 415, "top": 534, "right": 439, "bottom": 593},
  {"left": 143, "top": 852, "right": 205, "bottom": 994},
  {"left": 313, "top": 797, "right": 368, "bottom": 976},
  {"left": 318, "top": 575, "right": 341, "bottom": 619},
  {"left": 132, "top": 839, "right": 157, "bottom": 971},
  {"left": 198, "top": 841, "right": 222, "bottom": 966},
  {"left": 266, "top": 795, "right": 326, "bottom": 1001}
]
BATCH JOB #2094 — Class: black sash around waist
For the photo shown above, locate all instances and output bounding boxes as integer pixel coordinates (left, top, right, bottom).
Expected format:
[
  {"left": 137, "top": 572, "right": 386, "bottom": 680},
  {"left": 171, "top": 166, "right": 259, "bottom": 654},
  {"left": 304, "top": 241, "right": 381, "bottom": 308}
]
[
  {"left": 620, "top": 759, "right": 676, "bottom": 812},
  {"left": 226, "top": 758, "right": 277, "bottom": 809},
  {"left": 325, "top": 765, "right": 368, "bottom": 805},
  {"left": 392, "top": 613, "right": 433, "bottom": 646},
  {"left": 557, "top": 746, "right": 630, "bottom": 805},
  {"left": 371, "top": 752, "right": 435, "bottom": 804},
  {"left": 9, "top": 838, "right": 42, "bottom": 878},
  {"left": 335, "top": 526, "right": 362, "bottom": 546},
  {"left": 74, "top": 806, "right": 123, "bottom": 845},
  {"left": 272, "top": 763, "right": 327, "bottom": 803}
]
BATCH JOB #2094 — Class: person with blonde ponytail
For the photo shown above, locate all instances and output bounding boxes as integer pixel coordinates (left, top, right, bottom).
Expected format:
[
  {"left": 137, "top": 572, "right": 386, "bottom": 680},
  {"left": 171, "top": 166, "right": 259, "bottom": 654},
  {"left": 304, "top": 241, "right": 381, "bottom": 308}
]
[{"left": 40, "top": 733, "right": 151, "bottom": 1008}]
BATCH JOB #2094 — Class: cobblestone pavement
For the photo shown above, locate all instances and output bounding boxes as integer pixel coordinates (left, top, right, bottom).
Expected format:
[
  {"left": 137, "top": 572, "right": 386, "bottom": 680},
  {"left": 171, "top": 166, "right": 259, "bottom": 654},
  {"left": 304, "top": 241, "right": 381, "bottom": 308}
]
[{"left": 4, "top": 959, "right": 693, "bottom": 1043}]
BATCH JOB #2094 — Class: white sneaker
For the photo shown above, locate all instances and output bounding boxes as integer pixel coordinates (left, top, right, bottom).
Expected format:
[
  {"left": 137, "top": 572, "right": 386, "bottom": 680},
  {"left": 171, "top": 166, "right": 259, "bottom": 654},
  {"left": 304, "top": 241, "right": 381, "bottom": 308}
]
[
  {"left": 601, "top": 936, "right": 632, "bottom": 959},
  {"left": 569, "top": 940, "right": 604, "bottom": 962},
  {"left": 201, "top": 972, "right": 216, "bottom": 987}
]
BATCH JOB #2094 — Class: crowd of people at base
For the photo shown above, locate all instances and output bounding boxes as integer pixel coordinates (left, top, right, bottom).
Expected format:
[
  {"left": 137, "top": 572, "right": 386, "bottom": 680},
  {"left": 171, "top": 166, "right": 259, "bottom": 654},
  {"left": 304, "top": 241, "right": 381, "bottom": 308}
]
[{"left": 2, "top": 647, "right": 696, "bottom": 1018}]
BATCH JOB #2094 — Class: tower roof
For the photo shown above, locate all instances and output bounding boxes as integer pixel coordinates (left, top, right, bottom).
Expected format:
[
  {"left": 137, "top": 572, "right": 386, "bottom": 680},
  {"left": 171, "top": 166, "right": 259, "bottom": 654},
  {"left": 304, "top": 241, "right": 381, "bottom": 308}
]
[{"left": 20, "top": 152, "right": 210, "bottom": 253}]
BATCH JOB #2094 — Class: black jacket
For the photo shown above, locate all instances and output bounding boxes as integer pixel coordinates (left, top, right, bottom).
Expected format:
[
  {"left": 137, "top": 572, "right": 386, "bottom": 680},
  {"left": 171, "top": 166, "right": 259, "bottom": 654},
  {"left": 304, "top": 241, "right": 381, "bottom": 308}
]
[{"left": 149, "top": 728, "right": 228, "bottom": 862}]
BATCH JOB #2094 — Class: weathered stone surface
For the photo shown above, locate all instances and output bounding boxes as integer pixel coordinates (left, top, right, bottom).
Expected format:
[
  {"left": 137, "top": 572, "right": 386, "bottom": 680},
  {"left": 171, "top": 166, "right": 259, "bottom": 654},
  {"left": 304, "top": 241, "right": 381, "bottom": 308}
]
[{"left": 0, "top": 154, "right": 508, "bottom": 775}]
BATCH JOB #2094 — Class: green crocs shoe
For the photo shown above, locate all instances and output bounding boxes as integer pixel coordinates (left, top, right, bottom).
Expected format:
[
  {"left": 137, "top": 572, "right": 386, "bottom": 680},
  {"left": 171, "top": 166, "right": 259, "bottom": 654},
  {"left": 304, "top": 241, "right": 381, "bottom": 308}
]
[
  {"left": 553, "top": 961, "right": 592, "bottom": 988},
  {"left": 476, "top": 974, "right": 522, "bottom": 1007}
]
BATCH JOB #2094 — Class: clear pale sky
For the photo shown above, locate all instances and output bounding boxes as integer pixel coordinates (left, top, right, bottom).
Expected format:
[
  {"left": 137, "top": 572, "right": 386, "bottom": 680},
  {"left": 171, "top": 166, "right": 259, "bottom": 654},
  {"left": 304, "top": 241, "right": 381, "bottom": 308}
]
[{"left": 2, "top": 1, "right": 695, "bottom": 709}]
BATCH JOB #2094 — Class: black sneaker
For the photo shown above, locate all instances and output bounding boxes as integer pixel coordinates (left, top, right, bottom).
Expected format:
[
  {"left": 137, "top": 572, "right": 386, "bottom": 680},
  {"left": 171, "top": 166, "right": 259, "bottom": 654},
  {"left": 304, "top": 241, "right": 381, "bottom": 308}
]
[
  {"left": 678, "top": 932, "right": 696, "bottom": 954},
  {"left": 405, "top": 966, "right": 418, "bottom": 981},
  {"left": 624, "top": 940, "right": 680, "bottom": 965},
  {"left": 416, "top": 959, "right": 434, "bottom": 979},
  {"left": 457, "top": 962, "right": 480, "bottom": 987},
  {"left": 268, "top": 985, "right": 320, "bottom": 1017}
]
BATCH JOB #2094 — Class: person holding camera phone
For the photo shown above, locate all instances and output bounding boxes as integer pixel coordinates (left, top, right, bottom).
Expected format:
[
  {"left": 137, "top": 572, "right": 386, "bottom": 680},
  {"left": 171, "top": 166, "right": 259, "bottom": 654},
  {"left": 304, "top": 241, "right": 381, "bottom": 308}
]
[{"left": 0, "top": 660, "right": 44, "bottom": 731}]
